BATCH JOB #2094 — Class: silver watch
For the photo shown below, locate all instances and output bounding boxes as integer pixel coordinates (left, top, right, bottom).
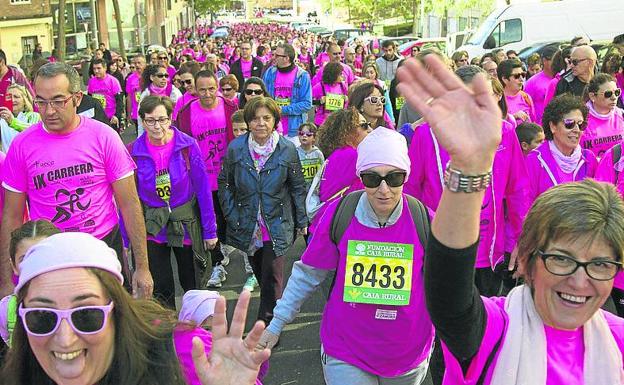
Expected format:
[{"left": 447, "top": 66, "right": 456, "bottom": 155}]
[{"left": 443, "top": 164, "right": 492, "bottom": 193}]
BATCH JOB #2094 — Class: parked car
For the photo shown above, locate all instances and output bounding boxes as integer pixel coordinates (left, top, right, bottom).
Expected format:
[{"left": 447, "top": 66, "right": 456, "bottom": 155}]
[
  {"left": 398, "top": 38, "right": 447, "bottom": 57},
  {"left": 333, "top": 28, "right": 371, "bottom": 42}
]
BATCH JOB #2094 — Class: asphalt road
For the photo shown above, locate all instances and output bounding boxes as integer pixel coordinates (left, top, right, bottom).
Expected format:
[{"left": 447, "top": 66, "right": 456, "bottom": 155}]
[{"left": 121, "top": 124, "right": 434, "bottom": 385}]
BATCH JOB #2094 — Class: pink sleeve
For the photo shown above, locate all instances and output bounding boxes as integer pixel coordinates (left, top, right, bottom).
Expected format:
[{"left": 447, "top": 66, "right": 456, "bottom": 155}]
[
  {"left": 584, "top": 149, "right": 598, "bottom": 178},
  {"left": 543, "top": 78, "right": 558, "bottom": 109},
  {"left": 528, "top": 94, "right": 537, "bottom": 123},
  {"left": 404, "top": 126, "right": 427, "bottom": 200},
  {"left": 503, "top": 131, "right": 530, "bottom": 253},
  {"left": 1, "top": 137, "right": 27, "bottom": 192},
  {"left": 301, "top": 199, "right": 342, "bottom": 269},
  {"left": 111, "top": 77, "right": 122, "bottom": 94},
  {"left": 594, "top": 148, "right": 624, "bottom": 195},
  {"left": 525, "top": 151, "right": 542, "bottom": 205},
  {"left": 102, "top": 127, "right": 136, "bottom": 183}
]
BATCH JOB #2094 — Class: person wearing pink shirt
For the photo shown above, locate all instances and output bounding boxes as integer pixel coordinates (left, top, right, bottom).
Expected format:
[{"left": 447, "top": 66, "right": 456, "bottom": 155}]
[
  {"left": 526, "top": 94, "right": 597, "bottom": 204},
  {"left": 125, "top": 54, "right": 146, "bottom": 128},
  {"left": 259, "top": 128, "right": 434, "bottom": 385},
  {"left": 581, "top": 73, "right": 624, "bottom": 158},
  {"left": 312, "top": 43, "right": 356, "bottom": 87},
  {"left": 398, "top": 53, "right": 624, "bottom": 385},
  {"left": 87, "top": 58, "right": 123, "bottom": 130},
  {"left": 312, "top": 62, "right": 348, "bottom": 126},
  {"left": 0, "top": 62, "right": 153, "bottom": 299},
  {"left": 172, "top": 62, "right": 201, "bottom": 121},
  {"left": 405, "top": 65, "right": 529, "bottom": 296},
  {"left": 499, "top": 59, "right": 536, "bottom": 124},
  {"left": 157, "top": 51, "right": 177, "bottom": 80},
  {"left": 524, "top": 45, "right": 558, "bottom": 125},
  {"left": 230, "top": 42, "right": 264, "bottom": 92}
]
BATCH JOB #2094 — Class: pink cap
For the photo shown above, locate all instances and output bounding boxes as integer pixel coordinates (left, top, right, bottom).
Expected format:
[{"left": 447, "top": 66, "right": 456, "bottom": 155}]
[
  {"left": 179, "top": 290, "right": 221, "bottom": 324},
  {"left": 15, "top": 232, "right": 123, "bottom": 294}
]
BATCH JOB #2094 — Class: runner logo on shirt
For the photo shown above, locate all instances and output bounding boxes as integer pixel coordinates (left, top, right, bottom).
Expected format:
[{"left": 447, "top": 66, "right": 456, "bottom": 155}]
[
  {"left": 344, "top": 240, "right": 413, "bottom": 306},
  {"left": 51, "top": 187, "right": 92, "bottom": 223}
]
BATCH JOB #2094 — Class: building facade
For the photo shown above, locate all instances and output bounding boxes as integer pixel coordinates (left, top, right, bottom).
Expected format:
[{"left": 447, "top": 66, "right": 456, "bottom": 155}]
[{"left": 0, "top": 0, "right": 53, "bottom": 64}]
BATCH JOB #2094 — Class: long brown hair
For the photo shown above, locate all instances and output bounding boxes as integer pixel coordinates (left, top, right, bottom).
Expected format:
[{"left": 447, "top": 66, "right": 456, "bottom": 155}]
[
  {"left": 317, "top": 107, "right": 361, "bottom": 157},
  {"left": 0, "top": 269, "right": 185, "bottom": 385}
]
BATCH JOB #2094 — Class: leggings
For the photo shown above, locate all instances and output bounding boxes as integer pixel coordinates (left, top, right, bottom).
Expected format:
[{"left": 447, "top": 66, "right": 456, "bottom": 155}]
[
  {"left": 147, "top": 240, "right": 196, "bottom": 309},
  {"left": 249, "top": 241, "right": 285, "bottom": 323}
]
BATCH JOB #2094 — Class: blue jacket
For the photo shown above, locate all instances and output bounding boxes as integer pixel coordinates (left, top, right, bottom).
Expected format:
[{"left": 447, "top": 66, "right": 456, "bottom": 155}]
[
  {"left": 129, "top": 128, "right": 217, "bottom": 240},
  {"left": 262, "top": 66, "right": 312, "bottom": 137},
  {"left": 218, "top": 133, "right": 308, "bottom": 255}
]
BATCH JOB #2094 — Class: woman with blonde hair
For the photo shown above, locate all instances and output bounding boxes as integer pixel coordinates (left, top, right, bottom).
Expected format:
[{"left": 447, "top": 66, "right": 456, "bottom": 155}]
[{"left": 0, "top": 84, "right": 40, "bottom": 151}]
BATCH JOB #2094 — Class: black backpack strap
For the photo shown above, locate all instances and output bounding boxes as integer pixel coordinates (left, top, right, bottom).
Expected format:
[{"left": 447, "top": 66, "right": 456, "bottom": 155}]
[
  {"left": 613, "top": 143, "right": 622, "bottom": 184},
  {"left": 405, "top": 195, "right": 430, "bottom": 248},
  {"left": 476, "top": 315, "right": 507, "bottom": 385},
  {"left": 330, "top": 190, "right": 364, "bottom": 244}
]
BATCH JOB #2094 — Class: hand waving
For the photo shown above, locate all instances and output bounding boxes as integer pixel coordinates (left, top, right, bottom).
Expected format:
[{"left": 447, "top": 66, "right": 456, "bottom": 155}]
[
  {"left": 397, "top": 56, "right": 502, "bottom": 173},
  {"left": 193, "top": 290, "right": 271, "bottom": 385}
]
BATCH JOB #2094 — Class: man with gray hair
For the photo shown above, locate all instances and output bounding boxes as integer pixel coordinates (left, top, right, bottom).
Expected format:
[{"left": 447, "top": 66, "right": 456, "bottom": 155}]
[
  {"left": 262, "top": 43, "right": 312, "bottom": 143},
  {"left": 0, "top": 62, "right": 153, "bottom": 299},
  {"left": 555, "top": 45, "right": 597, "bottom": 98}
]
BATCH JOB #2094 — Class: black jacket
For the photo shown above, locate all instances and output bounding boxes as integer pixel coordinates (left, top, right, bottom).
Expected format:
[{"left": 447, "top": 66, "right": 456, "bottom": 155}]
[
  {"left": 218, "top": 133, "right": 308, "bottom": 255},
  {"left": 229, "top": 57, "right": 264, "bottom": 92},
  {"left": 77, "top": 94, "right": 109, "bottom": 125}
]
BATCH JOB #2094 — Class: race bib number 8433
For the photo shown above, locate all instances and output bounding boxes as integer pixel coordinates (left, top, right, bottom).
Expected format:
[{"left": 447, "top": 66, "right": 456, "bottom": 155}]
[{"left": 343, "top": 240, "right": 413, "bottom": 306}]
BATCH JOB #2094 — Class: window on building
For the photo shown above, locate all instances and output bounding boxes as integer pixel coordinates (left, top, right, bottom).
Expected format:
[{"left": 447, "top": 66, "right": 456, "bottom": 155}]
[
  {"left": 10, "top": 0, "right": 31, "bottom": 4},
  {"left": 22, "top": 36, "right": 38, "bottom": 54}
]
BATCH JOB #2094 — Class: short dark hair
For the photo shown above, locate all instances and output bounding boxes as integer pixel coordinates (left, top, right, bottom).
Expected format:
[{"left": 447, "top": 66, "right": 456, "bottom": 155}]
[
  {"left": 479, "top": 52, "right": 498, "bottom": 65},
  {"left": 614, "top": 34, "right": 624, "bottom": 45},
  {"left": 515, "top": 122, "right": 543, "bottom": 145},
  {"left": 194, "top": 69, "right": 217, "bottom": 85},
  {"left": 497, "top": 59, "right": 523, "bottom": 83},
  {"left": 138, "top": 95, "right": 174, "bottom": 119},
  {"left": 349, "top": 81, "right": 385, "bottom": 112},
  {"left": 243, "top": 96, "right": 281, "bottom": 130},
  {"left": 541, "top": 44, "right": 559, "bottom": 61},
  {"left": 381, "top": 40, "right": 396, "bottom": 49},
  {"left": 455, "top": 65, "right": 486, "bottom": 84},
  {"left": 298, "top": 122, "right": 319, "bottom": 134},
  {"left": 583, "top": 73, "right": 616, "bottom": 102},
  {"left": 506, "top": 49, "right": 518, "bottom": 56},
  {"left": 322, "top": 62, "right": 343, "bottom": 84},
  {"left": 0, "top": 49, "right": 6, "bottom": 64},
  {"left": 278, "top": 43, "right": 296, "bottom": 63},
  {"left": 92, "top": 58, "right": 107, "bottom": 68},
  {"left": 542, "top": 94, "right": 587, "bottom": 140}
]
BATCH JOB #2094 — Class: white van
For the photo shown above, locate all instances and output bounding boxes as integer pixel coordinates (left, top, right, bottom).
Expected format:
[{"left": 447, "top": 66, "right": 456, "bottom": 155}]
[{"left": 457, "top": 0, "right": 624, "bottom": 58}]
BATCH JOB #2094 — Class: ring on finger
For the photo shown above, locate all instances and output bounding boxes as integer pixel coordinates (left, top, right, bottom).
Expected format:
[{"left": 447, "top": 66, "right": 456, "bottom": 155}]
[{"left": 425, "top": 97, "right": 434, "bottom": 106}]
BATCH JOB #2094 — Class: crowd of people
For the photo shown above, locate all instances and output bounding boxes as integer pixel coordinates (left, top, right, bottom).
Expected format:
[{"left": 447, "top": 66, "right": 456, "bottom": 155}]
[{"left": 0, "top": 15, "right": 623, "bottom": 385}]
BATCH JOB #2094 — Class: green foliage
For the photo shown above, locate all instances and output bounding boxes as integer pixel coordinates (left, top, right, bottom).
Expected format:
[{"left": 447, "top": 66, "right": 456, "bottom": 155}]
[{"left": 195, "top": 0, "right": 230, "bottom": 16}]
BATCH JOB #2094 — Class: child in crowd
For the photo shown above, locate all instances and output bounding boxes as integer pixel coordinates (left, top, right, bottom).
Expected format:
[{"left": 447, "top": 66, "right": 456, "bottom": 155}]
[
  {"left": 228, "top": 110, "right": 258, "bottom": 292},
  {"left": 231, "top": 110, "right": 248, "bottom": 138},
  {"left": 0, "top": 220, "right": 61, "bottom": 350},
  {"left": 173, "top": 290, "right": 268, "bottom": 385},
  {"left": 515, "top": 121, "right": 545, "bottom": 156},
  {"left": 296, "top": 123, "right": 325, "bottom": 193}
]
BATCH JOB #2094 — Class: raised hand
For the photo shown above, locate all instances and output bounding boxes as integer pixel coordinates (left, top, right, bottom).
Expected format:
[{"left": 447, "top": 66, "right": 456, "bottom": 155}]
[
  {"left": 193, "top": 290, "right": 271, "bottom": 385},
  {"left": 397, "top": 56, "right": 502, "bottom": 173}
]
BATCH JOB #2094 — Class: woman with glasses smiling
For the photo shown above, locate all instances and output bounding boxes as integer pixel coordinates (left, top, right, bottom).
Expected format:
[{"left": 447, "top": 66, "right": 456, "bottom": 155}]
[
  {"left": 137, "top": 64, "right": 182, "bottom": 137},
  {"left": 398, "top": 53, "right": 624, "bottom": 385},
  {"left": 526, "top": 94, "right": 597, "bottom": 204},
  {"left": 0, "top": 232, "right": 271, "bottom": 385},
  {"left": 258, "top": 128, "right": 435, "bottom": 385}
]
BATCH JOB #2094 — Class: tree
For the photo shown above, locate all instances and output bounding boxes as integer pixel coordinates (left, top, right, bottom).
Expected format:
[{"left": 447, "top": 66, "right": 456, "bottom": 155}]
[
  {"left": 111, "top": 0, "right": 126, "bottom": 61},
  {"left": 57, "top": 0, "right": 67, "bottom": 60},
  {"left": 195, "top": 0, "right": 229, "bottom": 17}
]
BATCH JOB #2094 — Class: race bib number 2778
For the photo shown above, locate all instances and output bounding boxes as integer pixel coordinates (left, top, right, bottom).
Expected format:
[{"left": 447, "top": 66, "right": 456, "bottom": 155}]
[{"left": 343, "top": 240, "right": 413, "bottom": 306}]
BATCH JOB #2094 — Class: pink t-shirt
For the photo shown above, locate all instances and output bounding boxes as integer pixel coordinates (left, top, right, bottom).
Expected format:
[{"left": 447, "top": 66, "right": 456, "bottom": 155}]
[
  {"left": 441, "top": 296, "right": 624, "bottom": 385},
  {"left": 312, "top": 82, "right": 348, "bottom": 126},
  {"left": 189, "top": 99, "right": 227, "bottom": 191},
  {"left": 274, "top": 68, "right": 298, "bottom": 130},
  {"left": 0, "top": 151, "right": 5, "bottom": 227},
  {"left": 172, "top": 92, "right": 198, "bottom": 121},
  {"left": 581, "top": 107, "right": 624, "bottom": 159},
  {"left": 125, "top": 72, "right": 142, "bottom": 120},
  {"left": 88, "top": 74, "right": 122, "bottom": 119},
  {"left": 2, "top": 118, "right": 136, "bottom": 238},
  {"left": 302, "top": 196, "right": 434, "bottom": 376},
  {"left": 524, "top": 71, "right": 553, "bottom": 125},
  {"left": 240, "top": 58, "right": 253, "bottom": 79},
  {"left": 506, "top": 91, "right": 536, "bottom": 123}
]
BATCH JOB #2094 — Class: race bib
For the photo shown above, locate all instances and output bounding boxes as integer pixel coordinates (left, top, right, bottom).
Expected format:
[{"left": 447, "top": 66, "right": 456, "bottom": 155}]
[
  {"left": 395, "top": 96, "right": 405, "bottom": 111},
  {"left": 275, "top": 97, "right": 290, "bottom": 108},
  {"left": 135, "top": 92, "right": 141, "bottom": 103},
  {"left": 301, "top": 158, "right": 322, "bottom": 182},
  {"left": 156, "top": 171, "right": 171, "bottom": 201},
  {"left": 384, "top": 79, "right": 392, "bottom": 89},
  {"left": 92, "top": 93, "right": 106, "bottom": 109},
  {"left": 344, "top": 240, "right": 413, "bottom": 306},
  {"left": 325, "top": 93, "right": 345, "bottom": 111}
]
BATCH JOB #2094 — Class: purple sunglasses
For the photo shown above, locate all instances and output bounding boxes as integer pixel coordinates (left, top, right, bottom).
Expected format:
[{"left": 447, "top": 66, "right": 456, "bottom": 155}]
[{"left": 18, "top": 302, "right": 114, "bottom": 336}]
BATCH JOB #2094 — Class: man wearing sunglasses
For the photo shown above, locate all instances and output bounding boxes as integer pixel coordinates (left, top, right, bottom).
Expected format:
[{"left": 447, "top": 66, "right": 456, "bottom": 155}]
[
  {"left": 157, "top": 51, "right": 177, "bottom": 81},
  {"left": 230, "top": 41, "right": 264, "bottom": 92},
  {"left": 498, "top": 59, "right": 536, "bottom": 123},
  {"left": 260, "top": 128, "right": 434, "bottom": 385},
  {"left": 0, "top": 62, "right": 153, "bottom": 299},
  {"left": 555, "top": 45, "right": 597, "bottom": 98},
  {"left": 311, "top": 43, "right": 356, "bottom": 87},
  {"left": 262, "top": 43, "right": 312, "bottom": 144}
]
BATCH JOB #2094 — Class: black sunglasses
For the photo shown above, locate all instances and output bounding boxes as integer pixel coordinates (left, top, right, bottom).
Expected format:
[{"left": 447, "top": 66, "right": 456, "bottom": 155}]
[
  {"left": 245, "top": 89, "right": 264, "bottom": 95},
  {"left": 562, "top": 118, "right": 587, "bottom": 130},
  {"left": 221, "top": 87, "right": 234, "bottom": 92},
  {"left": 510, "top": 72, "right": 527, "bottom": 80},
  {"left": 600, "top": 89, "right": 622, "bottom": 99},
  {"left": 154, "top": 73, "right": 168, "bottom": 79},
  {"left": 360, "top": 171, "right": 407, "bottom": 188},
  {"left": 182, "top": 79, "right": 193, "bottom": 85},
  {"left": 359, "top": 122, "right": 372, "bottom": 130}
]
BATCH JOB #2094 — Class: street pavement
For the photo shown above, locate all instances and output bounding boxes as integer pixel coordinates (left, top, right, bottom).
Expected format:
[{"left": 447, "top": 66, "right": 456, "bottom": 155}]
[{"left": 121, "top": 124, "right": 434, "bottom": 385}]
